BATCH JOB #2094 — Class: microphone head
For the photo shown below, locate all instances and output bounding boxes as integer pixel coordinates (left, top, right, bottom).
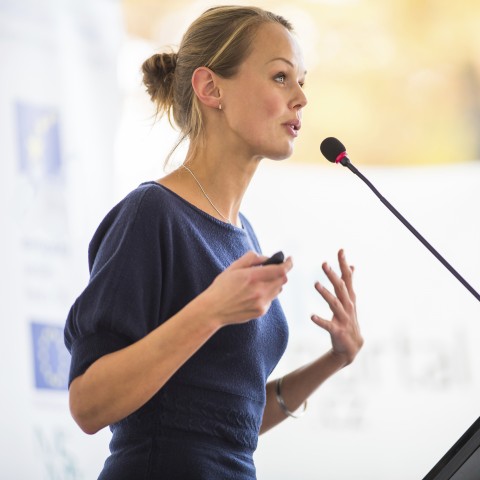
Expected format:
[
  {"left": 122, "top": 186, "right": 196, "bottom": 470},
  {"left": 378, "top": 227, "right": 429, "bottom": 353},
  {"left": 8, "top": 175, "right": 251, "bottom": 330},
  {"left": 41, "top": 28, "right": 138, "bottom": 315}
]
[{"left": 320, "top": 137, "right": 347, "bottom": 163}]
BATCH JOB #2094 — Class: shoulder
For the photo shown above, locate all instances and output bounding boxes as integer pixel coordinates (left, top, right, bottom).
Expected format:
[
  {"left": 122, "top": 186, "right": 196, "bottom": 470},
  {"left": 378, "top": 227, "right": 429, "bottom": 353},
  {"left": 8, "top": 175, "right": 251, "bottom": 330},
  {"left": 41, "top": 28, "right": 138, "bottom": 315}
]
[
  {"left": 87, "top": 182, "right": 175, "bottom": 268},
  {"left": 100, "top": 182, "right": 177, "bottom": 229},
  {"left": 121, "top": 181, "right": 176, "bottom": 215}
]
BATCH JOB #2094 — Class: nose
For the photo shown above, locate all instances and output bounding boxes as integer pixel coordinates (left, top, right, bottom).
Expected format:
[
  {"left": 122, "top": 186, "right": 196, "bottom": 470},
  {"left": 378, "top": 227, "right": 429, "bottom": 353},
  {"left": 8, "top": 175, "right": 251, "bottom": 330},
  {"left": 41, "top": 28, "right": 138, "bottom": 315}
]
[{"left": 291, "top": 84, "right": 308, "bottom": 110}]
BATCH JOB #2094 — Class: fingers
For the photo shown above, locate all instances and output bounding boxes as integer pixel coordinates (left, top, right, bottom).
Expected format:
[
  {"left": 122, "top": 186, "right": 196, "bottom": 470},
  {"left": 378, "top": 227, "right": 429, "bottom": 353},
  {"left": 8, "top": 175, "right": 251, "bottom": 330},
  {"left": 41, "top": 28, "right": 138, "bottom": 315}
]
[
  {"left": 252, "top": 255, "right": 293, "bottom": 304},
  {"left": 228, "top": 251, "right": 293, "bottom": 302},
  {"left": 208, "top": 251, "right": 295, "bottom": 327},
  {"left": 310, "top": 313, "right": 333, "bottom": 333},
  {"left": 322, "top": 251, "right": 356, "bottom": 303},
  {"left": 321, "top": 261, "right": 351, "bottom": 309},
  {"left": 226, "top": 250, "right": 265, "bottom": 270},
  {"left": 259, "top": 256, "right": 293, "bottom": 281},
  {"left": 337, "top": 249, "right": 356, "bottom": 302},
  {"left": 314, "top": 280, "right": 344, "bottom": 319},
  {"left": 314, "top": 250, "right": 357, "bottom": 320},
  {"left": 228, "top": 250, "right": 294, "bottom": 271},
  {"left": 227, "top": 251, "right": 293, "bottom": 281}
]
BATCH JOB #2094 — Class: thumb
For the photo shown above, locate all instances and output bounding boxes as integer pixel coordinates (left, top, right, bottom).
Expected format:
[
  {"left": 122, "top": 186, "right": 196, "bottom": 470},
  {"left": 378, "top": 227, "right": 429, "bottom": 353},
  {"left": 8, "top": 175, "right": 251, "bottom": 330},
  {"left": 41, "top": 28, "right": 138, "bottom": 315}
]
[{"left": 227, "top": 251, "right": 265, "bottom": 270}]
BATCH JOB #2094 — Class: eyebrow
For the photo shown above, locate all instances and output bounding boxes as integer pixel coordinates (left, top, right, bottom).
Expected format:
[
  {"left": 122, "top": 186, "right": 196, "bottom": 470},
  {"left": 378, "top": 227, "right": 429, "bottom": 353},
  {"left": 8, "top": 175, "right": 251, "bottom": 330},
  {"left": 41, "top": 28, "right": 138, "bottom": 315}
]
[{"left": 267, "top": 57, "right": 307, "bottom": 75}]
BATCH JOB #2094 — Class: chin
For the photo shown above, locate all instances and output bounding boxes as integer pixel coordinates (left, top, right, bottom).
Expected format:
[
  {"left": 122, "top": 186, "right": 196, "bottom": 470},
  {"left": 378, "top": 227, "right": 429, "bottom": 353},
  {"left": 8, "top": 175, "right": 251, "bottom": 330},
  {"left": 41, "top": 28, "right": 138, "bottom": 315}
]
[
  {"left": 266, "top": 146, "right": 295, "bottom": 161},
  {"left": 268, "top": 154, "right": 292, "bottom": 161}
]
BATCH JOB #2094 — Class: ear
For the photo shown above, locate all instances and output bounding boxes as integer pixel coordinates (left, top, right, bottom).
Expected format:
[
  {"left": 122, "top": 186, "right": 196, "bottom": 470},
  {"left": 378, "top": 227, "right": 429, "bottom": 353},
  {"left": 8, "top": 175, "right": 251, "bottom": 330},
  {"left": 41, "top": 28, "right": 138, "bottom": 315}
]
[{"left": 191, "top": 67, "right": 221, "bottom": 109}]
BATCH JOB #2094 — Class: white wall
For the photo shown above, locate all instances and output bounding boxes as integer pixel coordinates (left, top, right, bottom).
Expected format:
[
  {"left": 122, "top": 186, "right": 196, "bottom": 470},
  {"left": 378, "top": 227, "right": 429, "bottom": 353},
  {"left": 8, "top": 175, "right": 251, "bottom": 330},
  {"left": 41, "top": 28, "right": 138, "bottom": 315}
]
[{"left": 245, "top": 161, "right": 480, "bottom": 479}]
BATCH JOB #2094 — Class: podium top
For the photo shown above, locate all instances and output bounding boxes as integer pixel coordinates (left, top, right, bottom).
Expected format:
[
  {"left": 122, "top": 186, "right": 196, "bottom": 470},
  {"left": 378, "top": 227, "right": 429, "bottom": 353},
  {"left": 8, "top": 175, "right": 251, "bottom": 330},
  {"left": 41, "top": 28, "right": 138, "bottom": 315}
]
[{"left": 423, "top": 416, "right": 480, "bottom": 480}]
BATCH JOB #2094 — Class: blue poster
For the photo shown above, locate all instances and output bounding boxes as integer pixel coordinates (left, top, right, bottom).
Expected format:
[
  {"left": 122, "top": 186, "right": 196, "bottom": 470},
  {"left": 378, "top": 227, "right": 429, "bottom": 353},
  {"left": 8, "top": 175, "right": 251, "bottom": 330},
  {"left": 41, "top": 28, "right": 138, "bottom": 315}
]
[
  {"left": 16, "top": 102, "right": 62, "bottom": 178},
  {"left": 31, "top": 322, "right": 70, "bottom": 391}
]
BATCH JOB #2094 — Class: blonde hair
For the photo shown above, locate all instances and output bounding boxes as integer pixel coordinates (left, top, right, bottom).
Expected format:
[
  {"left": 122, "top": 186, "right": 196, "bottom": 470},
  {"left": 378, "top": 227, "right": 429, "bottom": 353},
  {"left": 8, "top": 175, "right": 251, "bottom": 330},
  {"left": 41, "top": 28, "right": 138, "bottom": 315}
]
[{"left": 141, "top": 5, "right": 293, "bottom": 165}]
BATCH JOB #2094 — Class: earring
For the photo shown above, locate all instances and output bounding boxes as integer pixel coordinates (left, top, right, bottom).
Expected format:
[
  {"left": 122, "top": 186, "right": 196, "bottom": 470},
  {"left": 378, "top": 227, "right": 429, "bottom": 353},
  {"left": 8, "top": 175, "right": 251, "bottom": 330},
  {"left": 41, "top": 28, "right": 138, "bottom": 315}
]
[{"left": 218, "top": 103, "right": 222, "bottom": 110}]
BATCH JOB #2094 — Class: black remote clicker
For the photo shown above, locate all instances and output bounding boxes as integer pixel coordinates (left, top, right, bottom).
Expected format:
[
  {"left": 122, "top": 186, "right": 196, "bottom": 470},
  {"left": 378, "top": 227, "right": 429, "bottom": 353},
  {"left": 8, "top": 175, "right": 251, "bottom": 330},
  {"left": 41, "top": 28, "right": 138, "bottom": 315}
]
[{"left": 261, "top": 251, "right": 285, "bottom": 266}]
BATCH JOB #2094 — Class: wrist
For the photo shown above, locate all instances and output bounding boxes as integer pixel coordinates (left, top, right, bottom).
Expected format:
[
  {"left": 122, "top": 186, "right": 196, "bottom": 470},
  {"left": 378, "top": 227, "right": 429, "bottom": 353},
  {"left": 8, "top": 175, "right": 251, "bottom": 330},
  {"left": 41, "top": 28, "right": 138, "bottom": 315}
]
[
  {"left": 190, "top": 289, "right": 225, "bottom": 332},
  {"left": 328, "top": 348, "right": 352, "bottom": 368}
]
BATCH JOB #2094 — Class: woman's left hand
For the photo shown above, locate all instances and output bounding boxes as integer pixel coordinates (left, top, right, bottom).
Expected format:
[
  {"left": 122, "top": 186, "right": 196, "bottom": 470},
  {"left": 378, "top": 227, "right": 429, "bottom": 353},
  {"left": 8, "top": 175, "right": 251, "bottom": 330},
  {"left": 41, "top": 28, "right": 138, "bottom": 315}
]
[{"left": 311, "top": 249, "right": 363, "bottom": 365}]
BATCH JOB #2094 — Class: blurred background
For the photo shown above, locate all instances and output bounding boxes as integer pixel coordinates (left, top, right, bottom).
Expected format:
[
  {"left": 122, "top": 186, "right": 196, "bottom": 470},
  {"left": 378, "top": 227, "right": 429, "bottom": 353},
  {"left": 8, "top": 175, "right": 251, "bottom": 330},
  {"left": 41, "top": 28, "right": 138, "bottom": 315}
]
[{"left": 1, "top": 0, "right": 479, "bottom": 478}]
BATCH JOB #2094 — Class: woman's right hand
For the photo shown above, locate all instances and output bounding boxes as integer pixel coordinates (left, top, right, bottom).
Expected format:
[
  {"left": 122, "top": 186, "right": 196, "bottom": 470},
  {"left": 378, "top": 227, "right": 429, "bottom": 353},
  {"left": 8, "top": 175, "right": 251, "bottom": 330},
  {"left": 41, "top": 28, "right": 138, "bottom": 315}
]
[{"left": 202, "top": 251, "right": 293, "bottom": 327}]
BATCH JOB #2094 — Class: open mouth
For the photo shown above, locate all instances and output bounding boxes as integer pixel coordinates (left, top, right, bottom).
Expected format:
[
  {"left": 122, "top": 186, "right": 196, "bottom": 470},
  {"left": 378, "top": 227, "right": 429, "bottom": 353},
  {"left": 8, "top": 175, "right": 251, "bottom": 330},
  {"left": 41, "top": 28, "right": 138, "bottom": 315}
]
[{"left": 284, "top": 121, "right": 301, "bottom": 136}]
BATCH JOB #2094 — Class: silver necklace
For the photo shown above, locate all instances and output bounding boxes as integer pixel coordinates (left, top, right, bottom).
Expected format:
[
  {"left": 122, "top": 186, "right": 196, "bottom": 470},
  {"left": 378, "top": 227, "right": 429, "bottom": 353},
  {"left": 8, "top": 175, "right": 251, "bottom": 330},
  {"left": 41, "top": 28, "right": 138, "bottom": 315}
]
[{"left": 182, "top": 164, "right": 232, "bottom": 225}]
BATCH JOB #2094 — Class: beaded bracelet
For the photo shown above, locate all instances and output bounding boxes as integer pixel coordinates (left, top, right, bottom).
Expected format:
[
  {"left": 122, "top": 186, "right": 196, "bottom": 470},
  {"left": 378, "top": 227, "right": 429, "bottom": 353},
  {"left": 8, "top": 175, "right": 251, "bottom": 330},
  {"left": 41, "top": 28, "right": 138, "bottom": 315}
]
[{"left": 275, "top": 376, "right": 307, "bottom": 419}]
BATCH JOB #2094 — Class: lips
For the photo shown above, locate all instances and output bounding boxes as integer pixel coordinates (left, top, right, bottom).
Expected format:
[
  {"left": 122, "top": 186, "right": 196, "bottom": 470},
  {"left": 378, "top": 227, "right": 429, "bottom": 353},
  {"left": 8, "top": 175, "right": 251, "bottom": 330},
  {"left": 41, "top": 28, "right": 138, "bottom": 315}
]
[{"left": 283, "top": 119, "right": 301, "bottom": 137}]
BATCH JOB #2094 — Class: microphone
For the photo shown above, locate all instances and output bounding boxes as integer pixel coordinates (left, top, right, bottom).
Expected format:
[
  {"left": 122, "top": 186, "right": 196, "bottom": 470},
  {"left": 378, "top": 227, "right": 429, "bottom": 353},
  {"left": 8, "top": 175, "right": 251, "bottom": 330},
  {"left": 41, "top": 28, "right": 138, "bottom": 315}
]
[{"left": 320, "top": 136, "right": 480, "bottom": 303}]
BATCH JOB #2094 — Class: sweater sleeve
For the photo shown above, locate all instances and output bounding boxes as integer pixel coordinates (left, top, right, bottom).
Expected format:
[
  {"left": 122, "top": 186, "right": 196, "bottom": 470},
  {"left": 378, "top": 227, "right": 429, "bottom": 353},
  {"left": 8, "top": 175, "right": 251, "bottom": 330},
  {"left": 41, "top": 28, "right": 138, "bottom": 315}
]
[{"left": 64, "top": 185, "right": 164, "bottom": 386}]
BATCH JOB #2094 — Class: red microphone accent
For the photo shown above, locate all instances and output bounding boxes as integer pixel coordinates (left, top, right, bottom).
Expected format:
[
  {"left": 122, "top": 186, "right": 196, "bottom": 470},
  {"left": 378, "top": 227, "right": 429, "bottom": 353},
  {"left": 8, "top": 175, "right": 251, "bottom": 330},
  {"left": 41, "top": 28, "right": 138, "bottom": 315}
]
[{"left": 335, "top": 151, "right": 348, "bottom": 164}]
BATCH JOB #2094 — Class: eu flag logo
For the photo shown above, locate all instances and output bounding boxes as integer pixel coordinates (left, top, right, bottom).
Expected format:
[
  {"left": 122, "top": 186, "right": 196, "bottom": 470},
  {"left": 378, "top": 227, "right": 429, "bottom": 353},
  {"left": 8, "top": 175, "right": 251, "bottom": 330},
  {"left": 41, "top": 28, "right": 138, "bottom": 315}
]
[
  {"left": 16, "top": 102, "right": 62, "bottom": 178},
  {"left": 31, "top": 322, "right": 70, "bottom": 391}
]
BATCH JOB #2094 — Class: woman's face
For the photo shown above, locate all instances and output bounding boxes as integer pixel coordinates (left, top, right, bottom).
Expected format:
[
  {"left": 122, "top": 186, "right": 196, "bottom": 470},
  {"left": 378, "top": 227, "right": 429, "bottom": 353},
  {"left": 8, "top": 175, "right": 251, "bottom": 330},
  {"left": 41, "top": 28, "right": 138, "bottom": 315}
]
[{"left": 220, "top": 22, "right": 307, "bottom": 160}]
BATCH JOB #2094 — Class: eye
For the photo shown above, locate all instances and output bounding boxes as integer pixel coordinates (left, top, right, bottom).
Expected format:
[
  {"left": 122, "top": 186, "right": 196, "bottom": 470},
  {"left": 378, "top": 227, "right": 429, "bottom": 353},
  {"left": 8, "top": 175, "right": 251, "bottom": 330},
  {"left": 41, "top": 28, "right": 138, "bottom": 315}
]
[{"left": 274, "top": 73, "right": 286, "bottom": 84}]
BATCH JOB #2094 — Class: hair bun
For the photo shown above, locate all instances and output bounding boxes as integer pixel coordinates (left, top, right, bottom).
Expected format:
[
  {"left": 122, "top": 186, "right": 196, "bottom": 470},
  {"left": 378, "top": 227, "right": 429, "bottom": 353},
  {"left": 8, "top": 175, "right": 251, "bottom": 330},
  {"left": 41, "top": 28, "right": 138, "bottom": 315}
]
[{"left": 142, "top": 52, "right": 177, "bottom": 105}]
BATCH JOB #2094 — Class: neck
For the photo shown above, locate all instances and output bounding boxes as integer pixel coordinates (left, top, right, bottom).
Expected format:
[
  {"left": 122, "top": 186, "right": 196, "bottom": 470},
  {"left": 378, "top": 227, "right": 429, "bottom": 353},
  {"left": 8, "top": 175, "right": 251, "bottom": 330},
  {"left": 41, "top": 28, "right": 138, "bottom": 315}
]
[{"left": 182, "top": 143, "right": 261, "bottom": 226}]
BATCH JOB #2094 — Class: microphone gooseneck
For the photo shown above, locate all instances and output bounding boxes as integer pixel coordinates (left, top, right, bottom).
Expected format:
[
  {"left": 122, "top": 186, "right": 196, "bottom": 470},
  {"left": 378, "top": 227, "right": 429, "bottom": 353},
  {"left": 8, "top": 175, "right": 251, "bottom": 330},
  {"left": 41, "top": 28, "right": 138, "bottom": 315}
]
[{"left": 320, "top": 137, "right": 480, "bottom": 303}]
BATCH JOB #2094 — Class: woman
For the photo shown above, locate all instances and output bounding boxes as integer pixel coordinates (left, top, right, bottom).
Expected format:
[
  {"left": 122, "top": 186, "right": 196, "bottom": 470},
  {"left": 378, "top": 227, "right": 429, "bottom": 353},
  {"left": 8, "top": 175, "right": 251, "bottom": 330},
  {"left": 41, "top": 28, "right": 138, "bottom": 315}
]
[{"left": 65, "top": 5, "right": 363, "bottom": 479}]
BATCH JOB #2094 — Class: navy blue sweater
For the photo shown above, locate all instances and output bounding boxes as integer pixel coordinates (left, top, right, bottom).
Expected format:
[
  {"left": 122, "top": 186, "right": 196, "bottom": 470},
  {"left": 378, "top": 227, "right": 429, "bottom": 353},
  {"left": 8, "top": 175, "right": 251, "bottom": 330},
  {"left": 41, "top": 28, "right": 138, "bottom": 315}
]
[{"left": 64, "top": 182, "right": 289, "bottom": 479}]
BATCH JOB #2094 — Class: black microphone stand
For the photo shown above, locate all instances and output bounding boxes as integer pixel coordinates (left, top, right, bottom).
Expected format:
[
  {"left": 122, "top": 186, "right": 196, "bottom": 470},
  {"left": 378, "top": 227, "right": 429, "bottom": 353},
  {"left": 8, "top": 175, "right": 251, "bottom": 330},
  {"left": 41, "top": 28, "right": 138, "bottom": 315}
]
[{"left": 339, "top": 157, "right": 480, "bottom": 303}]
